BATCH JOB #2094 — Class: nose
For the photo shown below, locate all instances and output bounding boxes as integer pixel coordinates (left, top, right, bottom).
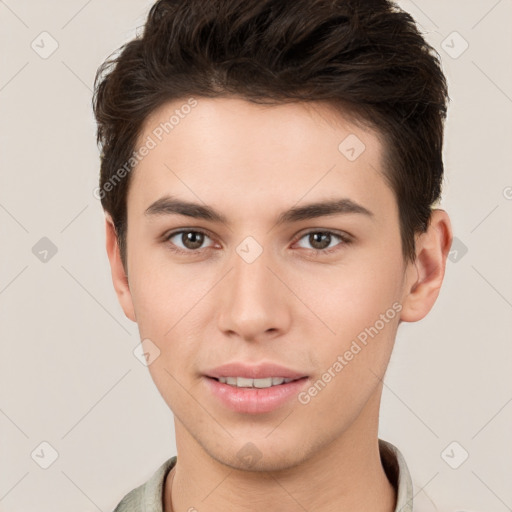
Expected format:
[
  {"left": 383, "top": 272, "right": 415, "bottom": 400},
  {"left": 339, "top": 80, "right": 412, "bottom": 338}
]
[{"left": 216, "top": 243, "right": 292, "bottom": 342}]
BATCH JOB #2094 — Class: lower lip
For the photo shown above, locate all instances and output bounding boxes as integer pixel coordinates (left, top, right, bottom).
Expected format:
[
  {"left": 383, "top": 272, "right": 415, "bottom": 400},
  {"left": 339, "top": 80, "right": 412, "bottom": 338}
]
[{"left": 204, "top": 377, "right": 309, "bottom": 414}]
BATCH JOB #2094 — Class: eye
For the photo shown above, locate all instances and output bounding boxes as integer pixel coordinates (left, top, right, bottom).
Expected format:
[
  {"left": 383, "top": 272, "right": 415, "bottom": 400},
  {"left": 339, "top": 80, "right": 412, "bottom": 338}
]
[
  {"left": 165, "top": 229, "right": 216, "bottom": 253},
  {"left": 163, "top": 228, "right": 351, "bottom": 256},
  {"left": 294, "top": 230, "right": 351, "bottom": 254}
]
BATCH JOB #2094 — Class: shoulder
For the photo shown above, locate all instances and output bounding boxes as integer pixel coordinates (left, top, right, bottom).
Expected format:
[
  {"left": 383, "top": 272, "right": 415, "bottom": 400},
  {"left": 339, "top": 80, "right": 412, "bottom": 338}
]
[{"left": 113, "top": 456, "right": 177, "bottom": 512}]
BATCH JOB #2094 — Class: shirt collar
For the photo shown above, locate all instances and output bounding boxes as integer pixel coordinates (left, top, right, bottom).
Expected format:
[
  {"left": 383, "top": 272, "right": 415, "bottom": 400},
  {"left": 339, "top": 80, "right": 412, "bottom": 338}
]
[
  {"left": 119, "top": 438, "right": 415, "bottom": 512},
  {"left": 379, "top": 439, "right": 414, "bottom": 512}
]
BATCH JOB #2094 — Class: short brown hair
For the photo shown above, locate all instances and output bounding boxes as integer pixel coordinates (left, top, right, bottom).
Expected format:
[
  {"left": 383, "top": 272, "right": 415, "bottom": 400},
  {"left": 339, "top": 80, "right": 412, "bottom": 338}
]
[{"left": 93, "top": 0, "right": 449, "bottom": 271}]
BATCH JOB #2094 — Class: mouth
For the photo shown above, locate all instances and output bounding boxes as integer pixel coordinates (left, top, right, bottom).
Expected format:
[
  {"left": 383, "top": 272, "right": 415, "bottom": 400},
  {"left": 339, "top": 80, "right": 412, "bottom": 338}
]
[
  {"left": 203, "top": 363, "right": 310, "bottom": 414},
  {"left": 203, "top": 362, "right": 310, "bottom": 413},
  {"left": 204, "top": 361, "right": 308, "bottom": 382},
  {"left": 207, "top": 376, "right": 306, "bottom": 388}
]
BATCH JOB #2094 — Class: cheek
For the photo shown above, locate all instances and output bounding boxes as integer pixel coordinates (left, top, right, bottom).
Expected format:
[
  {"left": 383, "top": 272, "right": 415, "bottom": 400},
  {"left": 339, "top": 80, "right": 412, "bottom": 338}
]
[
  {"left": 314, "top": 262, "right": 402, "bottom": 336},
  {"left": 128, "top": 257, "right": 212, "bottom": 368},
  {"left": 298, "top": 266, "right": 402, "bottom": 419},
  {"left": 128, "top": 249, "right": 194, "bottom": 335},
  {"left": 298, "top": 252, "right": 404, "bottom": 380}
]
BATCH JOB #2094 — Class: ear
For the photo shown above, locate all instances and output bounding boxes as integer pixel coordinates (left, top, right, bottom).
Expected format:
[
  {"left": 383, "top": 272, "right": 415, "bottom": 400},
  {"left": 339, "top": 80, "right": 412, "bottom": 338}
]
[
  {"left": 104, "top": 213, "right": 137, "bottom": 323},
  {"left": 400, "top": 209, "right": 453, "bottom": 322}
]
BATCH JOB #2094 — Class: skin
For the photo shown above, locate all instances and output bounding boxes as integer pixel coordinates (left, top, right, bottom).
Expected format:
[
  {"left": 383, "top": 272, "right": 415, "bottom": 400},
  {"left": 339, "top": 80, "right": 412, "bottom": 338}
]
[{"left": 105, "top": 97, "right": 452, "bottom": 512}]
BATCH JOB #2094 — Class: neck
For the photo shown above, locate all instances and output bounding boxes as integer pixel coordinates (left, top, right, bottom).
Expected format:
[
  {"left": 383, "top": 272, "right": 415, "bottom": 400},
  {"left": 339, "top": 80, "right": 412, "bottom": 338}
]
[{"left": 164, "top": 391, "right": 396, "bottom": 512}]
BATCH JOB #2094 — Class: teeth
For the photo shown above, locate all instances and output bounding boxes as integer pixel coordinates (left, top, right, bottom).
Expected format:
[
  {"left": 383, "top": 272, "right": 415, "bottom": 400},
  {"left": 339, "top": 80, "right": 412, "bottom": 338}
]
[
  {"left": 217, "top": 377, "right": 296, "bottom": 388},
  {"left": 237, "top": 377, "right": 254, "bottom": 388}
]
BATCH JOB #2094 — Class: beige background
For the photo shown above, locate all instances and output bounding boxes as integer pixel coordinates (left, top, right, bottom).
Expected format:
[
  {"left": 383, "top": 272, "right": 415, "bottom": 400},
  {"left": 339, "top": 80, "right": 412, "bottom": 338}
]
[{"left": 1, "top": 0, "right": 511, "bottom": 510}]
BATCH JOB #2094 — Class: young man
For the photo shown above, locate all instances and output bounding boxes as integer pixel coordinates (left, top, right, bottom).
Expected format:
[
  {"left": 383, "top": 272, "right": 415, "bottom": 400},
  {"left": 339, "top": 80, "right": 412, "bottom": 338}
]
[{"left": 93, "top": 0, "right": 452, "bottom": 510}]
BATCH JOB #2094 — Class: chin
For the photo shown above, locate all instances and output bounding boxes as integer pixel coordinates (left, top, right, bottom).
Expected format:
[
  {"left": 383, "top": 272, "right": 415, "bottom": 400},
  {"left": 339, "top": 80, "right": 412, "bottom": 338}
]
[{"left": 203, "top": 437, "right": 311, "bottom": 473}]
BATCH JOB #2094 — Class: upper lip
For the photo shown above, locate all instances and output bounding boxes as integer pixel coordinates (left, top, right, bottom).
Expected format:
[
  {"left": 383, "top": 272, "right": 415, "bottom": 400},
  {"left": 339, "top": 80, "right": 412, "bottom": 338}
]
[{"left": 205, "top": 362, "right": 308, "bottom": 380}]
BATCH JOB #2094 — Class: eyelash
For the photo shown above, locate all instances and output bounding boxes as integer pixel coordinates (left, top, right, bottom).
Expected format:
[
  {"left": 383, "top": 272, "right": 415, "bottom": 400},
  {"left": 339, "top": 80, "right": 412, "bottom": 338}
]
[{"left": 163, "top": 228, "right": 352, "bottom": 256}]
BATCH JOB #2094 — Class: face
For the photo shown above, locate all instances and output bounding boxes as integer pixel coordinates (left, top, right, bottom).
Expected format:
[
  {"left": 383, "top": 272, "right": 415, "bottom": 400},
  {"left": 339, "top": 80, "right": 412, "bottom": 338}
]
[{"left": 113, "top": 97, "right": 417, "bottom": 471}]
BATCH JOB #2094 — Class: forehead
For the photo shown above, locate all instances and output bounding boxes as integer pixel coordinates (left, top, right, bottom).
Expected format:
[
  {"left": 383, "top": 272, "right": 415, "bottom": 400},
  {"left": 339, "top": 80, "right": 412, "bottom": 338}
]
[
  {"left": 138, "top": 96, "right": 380, "bottom": 156},
  {"left": 128, "top": 96, "right": 393, "bottom": 219}
]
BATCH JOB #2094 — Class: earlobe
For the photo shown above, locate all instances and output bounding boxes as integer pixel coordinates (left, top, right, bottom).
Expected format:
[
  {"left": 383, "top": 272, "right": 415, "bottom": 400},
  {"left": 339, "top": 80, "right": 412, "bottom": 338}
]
[
  {"left": 104, "top": 213, "right": 137, "bottom": 323},
  {"left": 400, "top": 209, "right": 453, "bottom": 323}
]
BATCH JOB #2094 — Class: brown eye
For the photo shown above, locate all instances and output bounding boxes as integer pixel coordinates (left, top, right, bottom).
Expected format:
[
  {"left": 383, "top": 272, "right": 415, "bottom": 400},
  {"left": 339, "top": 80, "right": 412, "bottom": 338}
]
[
  {"left": 182, "top": 231, "right": 203, "bottom": 249},
  {"left": 308, "top": 232, "right": 332, "bottom": 250},
  {"left": 165, "top": 230, "right": 214, "bottom": 252},
  {"left": 294, "top": 230, "right": 351, "bottom": 254}
]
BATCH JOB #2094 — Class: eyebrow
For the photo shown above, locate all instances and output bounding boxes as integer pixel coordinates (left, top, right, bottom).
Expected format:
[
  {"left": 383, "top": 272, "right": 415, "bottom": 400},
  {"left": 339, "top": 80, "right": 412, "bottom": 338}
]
[{"left": 144, "top": 195, "right": 374, "bottom": 225}]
